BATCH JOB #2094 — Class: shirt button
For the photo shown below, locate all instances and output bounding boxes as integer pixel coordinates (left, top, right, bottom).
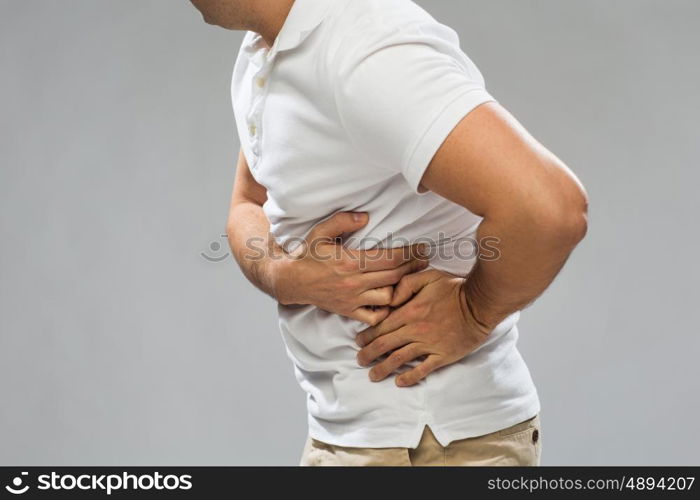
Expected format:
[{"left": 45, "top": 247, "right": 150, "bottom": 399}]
[
  {"left": 249, "top": 124, "right": 257, "bottom": 136},
  {"left": 255, "top": 77, "right": 266, "bottom": 88}
]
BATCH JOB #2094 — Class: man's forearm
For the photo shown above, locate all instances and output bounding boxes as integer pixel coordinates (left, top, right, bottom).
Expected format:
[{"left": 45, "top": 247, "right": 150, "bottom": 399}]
[
  {"left": 462, "top": 203, "right": 588, "bottom": 331},
  {"left": 226, "top": 201, "right": 288, "bottom": 300},
  {"left": 417, "top": 101, "right": 589, "bottom": 332}
]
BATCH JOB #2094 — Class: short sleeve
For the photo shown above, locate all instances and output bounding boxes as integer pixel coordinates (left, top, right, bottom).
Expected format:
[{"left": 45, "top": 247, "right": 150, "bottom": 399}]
[{"left": 333, "top": 21, "right": 496, "bottom": 194}]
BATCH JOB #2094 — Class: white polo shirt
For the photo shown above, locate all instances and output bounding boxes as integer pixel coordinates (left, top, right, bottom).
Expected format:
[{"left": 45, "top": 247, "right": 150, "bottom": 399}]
[{"left": 231, "top": 0, "right": 540, "bottom": 448}]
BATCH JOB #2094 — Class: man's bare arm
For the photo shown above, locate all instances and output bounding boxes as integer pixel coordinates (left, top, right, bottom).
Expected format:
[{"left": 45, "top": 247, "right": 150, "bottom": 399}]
[
  {"left": 226, "top": 150, "right": 429, "bottom": 324},
  {"left": 226, "top": 150, "right": 281, "bottom": 297},
  {"left": 356, "top": 101, "right": 588, "bottom": 385},
  {"left": 421, "top": 101, "right": 589, "bottom": 328}
]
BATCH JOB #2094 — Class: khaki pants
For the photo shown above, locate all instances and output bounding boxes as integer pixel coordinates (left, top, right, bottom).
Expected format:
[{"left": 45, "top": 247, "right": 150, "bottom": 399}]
[{"left": 300, "top": 414, "right": 541, "bottom": 466}]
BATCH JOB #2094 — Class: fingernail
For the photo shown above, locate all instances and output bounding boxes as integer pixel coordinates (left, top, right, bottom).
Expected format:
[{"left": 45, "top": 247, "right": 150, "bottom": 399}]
[
  {"left": 352, "top": 213, "right": 366, "bottom": 222},
  {"left": 355, "top": 336, "right": 364, "bottom": 347},
  {"left": 396, "top": 378, "right": 406, "bottom": 387}
]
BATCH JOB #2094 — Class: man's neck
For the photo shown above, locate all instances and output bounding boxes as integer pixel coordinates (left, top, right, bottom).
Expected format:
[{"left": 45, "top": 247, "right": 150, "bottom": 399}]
[{"left": 248, "top": 0, "right": 296, "bottom": 48}]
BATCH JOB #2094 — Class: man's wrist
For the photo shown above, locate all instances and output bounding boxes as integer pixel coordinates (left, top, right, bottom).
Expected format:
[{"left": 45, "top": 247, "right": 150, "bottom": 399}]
[
  {"left": 270, "top": 254, "right": 307, "bottom": 306},
  {"left": 459, "top": 274, "right": 509, "bottom": 334}
]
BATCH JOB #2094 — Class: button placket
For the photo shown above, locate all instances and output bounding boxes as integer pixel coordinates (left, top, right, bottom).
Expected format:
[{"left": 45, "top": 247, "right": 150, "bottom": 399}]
[{"left": 244, "top": 38, "right": 277, "bottom": 171}]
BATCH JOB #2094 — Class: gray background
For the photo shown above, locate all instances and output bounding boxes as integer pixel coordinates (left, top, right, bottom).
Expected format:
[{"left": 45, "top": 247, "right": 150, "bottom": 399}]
[{"left": 1, "top": 0, "right": 698, "bottom": 465}]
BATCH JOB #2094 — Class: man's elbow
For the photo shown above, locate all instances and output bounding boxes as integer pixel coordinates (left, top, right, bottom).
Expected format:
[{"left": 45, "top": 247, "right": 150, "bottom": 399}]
[
  {"left": 561, "top": 197, "right": 588, "bottom": 248},
  {"left": 543, "top": 183, "right": 589, "bottom": 248},
  {"left": 225, "top": 215, "right": 236, "bottom": 241}
]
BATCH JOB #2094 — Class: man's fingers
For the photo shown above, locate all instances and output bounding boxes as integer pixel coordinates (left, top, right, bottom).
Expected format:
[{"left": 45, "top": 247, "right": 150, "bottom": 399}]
[
  {"left": 390, "top": 269, "right": 440, "bottom": 307},
  {"left": 355, "top": 305, "right": 408, "bottom": 346},
  {"left": 357, "top": 286, "right": 394, "bottom": 306},
  {"left": 395, "top": 354, "right": 444, "bottom": 387},
  {"left": 347, "top": 243, "right": 429, "bottom": 272},
  {"left": 360, "top": 258, "right": 429, "bottom": 290},
  {"left": 350, "top": 306, "right": 390, "bottom": 326},
  {"left": 368, "top": 343, "right": 427, "bottom": 382},
  {"left": 306, "top": 211, "right": 368, "bottom": 242},
  {"left": 356, "top": 327, "right": 416, "bottom": 366}
]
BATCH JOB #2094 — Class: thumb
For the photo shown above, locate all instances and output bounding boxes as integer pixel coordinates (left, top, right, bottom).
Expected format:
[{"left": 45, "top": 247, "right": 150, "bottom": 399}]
[
  {"left": 390, "top": 269, "right": 437, "bottom": 307},
  {"left": 307, "top": 212, "right": 368, "bottom": 242}
]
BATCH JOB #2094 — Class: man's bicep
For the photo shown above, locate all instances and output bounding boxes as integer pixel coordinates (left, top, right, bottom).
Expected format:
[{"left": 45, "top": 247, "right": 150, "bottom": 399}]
[{"left": 419, "top": 101, "right": 579, "bottom": 218}]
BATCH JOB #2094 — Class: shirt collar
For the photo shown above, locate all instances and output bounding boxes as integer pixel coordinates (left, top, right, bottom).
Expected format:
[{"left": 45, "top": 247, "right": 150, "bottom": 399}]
[{"left": 272, "top": 0, "right": 333, "bottom": 53}]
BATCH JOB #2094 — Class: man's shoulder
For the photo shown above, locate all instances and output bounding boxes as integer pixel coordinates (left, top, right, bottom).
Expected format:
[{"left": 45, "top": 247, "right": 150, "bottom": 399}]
[
  {"left": 328, "top": 0, "right": 439, "bottom": 31},
  {"left": 323, "top": 0, "right": 461, "bottom": 66}
]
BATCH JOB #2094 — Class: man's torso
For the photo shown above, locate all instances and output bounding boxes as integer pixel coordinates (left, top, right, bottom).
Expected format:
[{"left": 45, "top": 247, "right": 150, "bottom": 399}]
[{"left": 231, "top": 0, "right": 540, "bottom": 448}]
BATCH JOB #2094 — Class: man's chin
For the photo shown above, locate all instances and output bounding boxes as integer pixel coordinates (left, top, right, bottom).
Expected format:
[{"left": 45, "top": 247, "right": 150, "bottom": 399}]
[{"left": 200, "top": 14, "right": 236, "bottom": 30}]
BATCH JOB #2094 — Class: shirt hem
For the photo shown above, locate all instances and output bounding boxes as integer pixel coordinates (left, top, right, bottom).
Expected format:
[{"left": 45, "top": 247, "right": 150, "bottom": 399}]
[{"left": 305, "top": 393, "right": 541, "bottom": 449}]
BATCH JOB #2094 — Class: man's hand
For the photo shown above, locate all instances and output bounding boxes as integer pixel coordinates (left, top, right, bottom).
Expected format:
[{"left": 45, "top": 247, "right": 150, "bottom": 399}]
[
  {"left": 355, "top": 269, "right": 492, "bottom": 387},
  {"left": 272, "top": 211, "right": 429, "bottom": 325},
  {"left": 227, "top": 150, "right": 429, "bottom": 325}
]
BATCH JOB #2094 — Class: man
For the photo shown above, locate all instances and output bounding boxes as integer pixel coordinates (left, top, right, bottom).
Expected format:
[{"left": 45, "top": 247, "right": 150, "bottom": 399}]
[{"left": 190, "top": 0, "right": 588, "bottom": 466}]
